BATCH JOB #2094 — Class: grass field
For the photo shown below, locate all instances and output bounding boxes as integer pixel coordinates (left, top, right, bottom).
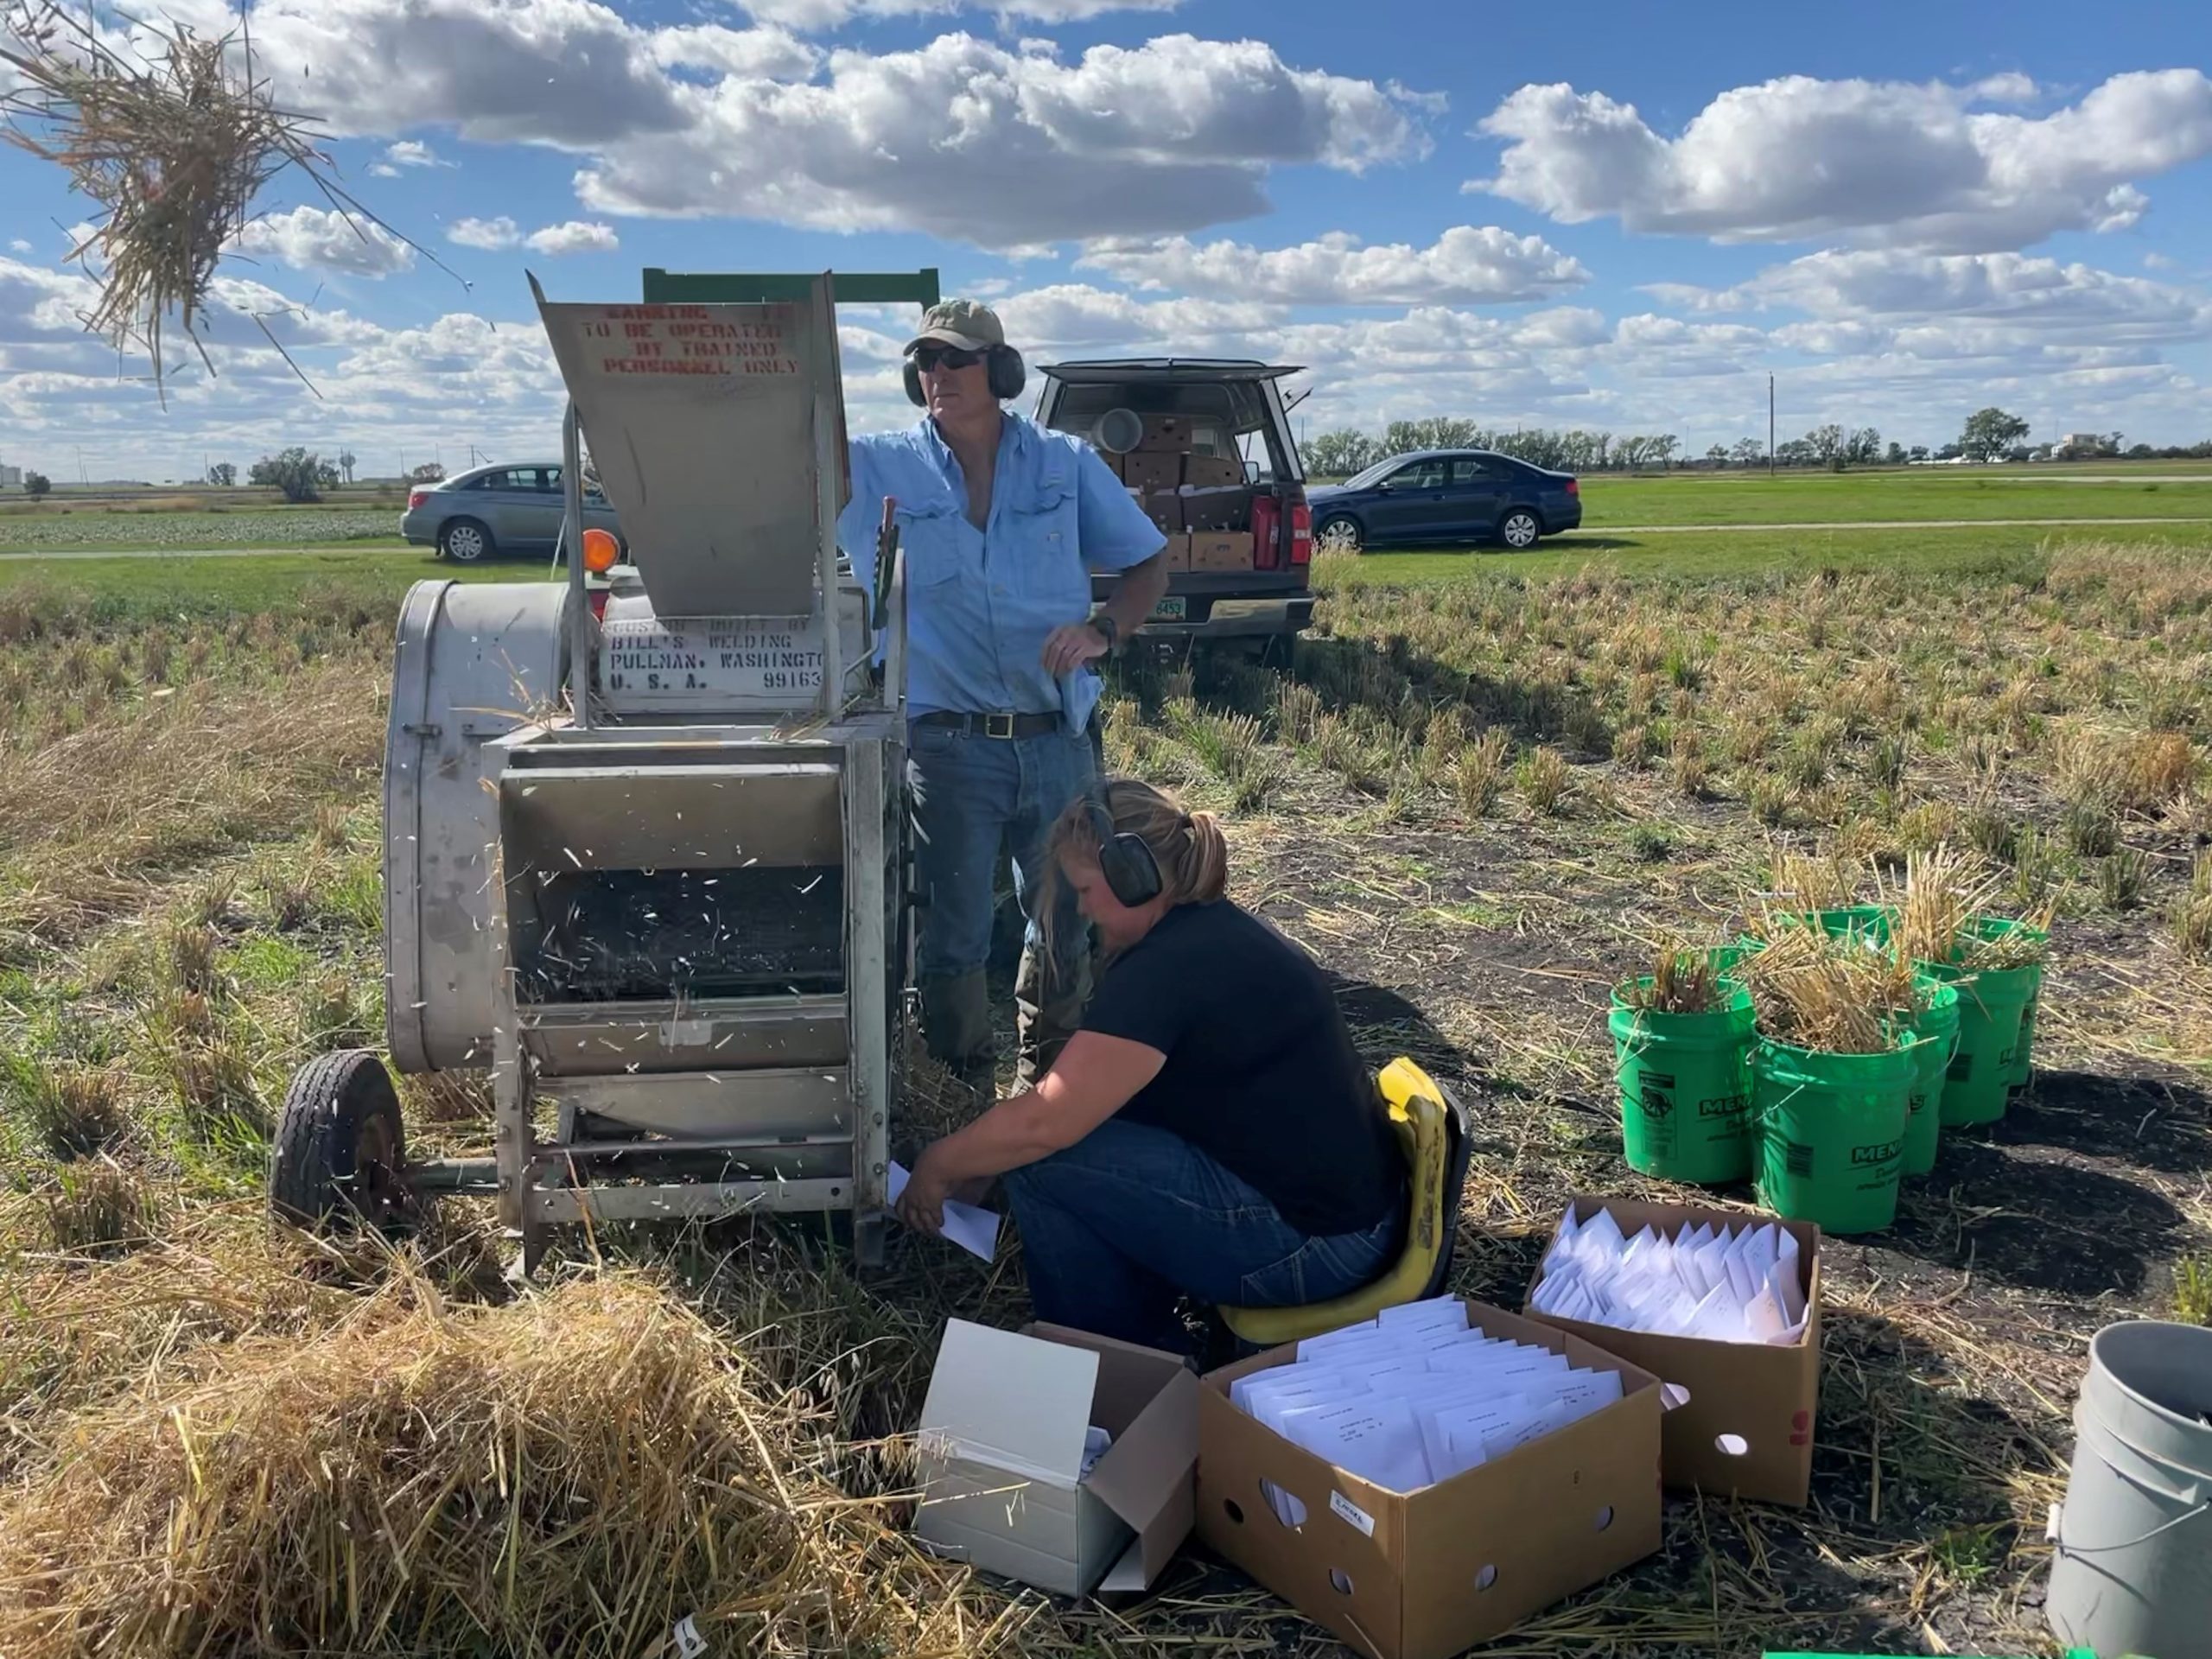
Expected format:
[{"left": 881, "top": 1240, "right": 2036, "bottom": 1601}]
[
  {"left": 1, "top": 529, "right": 2208, "bottom": 1656},
  {"left": 1577, "top": 468, "right": 2212, "bottom": 527}
]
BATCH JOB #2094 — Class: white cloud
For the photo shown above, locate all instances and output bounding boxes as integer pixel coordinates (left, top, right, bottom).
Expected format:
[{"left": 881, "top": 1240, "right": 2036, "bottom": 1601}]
[
  {"left": 1076, "top": 226, "right": 1587, "bottom": 305},
  {"left": 737, "top": 0, "right": 1180, "bottom": 28},
  {"left": 368, "top": 162, "right": 401, "bottom": 177},
  {"left": 2144, "top": 251, "right": 2177, "bottom": 270},
  {"left": 384, "top": 139, "right": 454, "bottom": 168},
  {"left": 447, "top": 216, "right": 521, "bottom": 250},
  {"left": 1471, "top": 69, "right": 2212, "bottom": 251},
  {"left": 7, "top": 239, "right": 29, "bottom": 255},
  {"left": 232, "top": 205, "right": 416, "bottom": 277},
  {"left": 523, "top": 219, "right": 620, "bottom": 255},
  {"left": 1649, "top": 249, "right": 2212, "bottom": 342},
  {"left": 141, "top": 1, "right": 1427, "bottom": 247}
]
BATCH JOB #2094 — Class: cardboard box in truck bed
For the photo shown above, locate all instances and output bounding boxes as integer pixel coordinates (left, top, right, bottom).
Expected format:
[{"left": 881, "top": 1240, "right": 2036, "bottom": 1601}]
[
  {"left": 916, "top": 1319, "right": 1198, "bottom": 1597},
  {"left": 1523, "top": 1196, "right": 1821, "bottom": 1506},
  {"left": 1189, "top": 531, "right": 1255, "bottom": 572},
  {"left": 1197, "top": 1300, "right": 1663, "bottom": 1659},
  {"left": 1137, "top": 491, "right": 1185, "bottom": 536},
  {"left": 1179, "top": 485, "right": 1249, "bottom": 533},
  {"left": 1122, "top": 452, "right": 1180, "bottom": 493},
  {"left": 1182, "top": 453, "right": 1245, "bottom": 489},
  {"left": 1136, "top": 414, "right": 1196, "bottom": 452}
]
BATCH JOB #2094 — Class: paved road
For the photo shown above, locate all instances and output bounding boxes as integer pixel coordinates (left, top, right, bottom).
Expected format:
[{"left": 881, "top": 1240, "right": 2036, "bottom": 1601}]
[{"left": 4, "top": 514, "right": 2209, "bottom": 561}]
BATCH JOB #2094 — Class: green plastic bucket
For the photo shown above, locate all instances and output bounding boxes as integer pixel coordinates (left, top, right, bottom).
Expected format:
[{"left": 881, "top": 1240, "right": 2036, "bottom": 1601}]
[
  {"left": 1814, "top": 904, "right": 1896, "bottom": 945},
  {"left": 1610, "top": 978, "right": 1755, "bottom": 1185},
  {"left": 1752, "top": 1033, "right": 1915, "bottom": 1235},
  {"left": 2010, "top": 967, "right": 2043, "bottom": 1098},
  {"left": 1929, "top": 941, "right": 2039, "bottom": 1129},
  {"left": 1902, "top": 976, "right": 1960, "bottom": 1177}
]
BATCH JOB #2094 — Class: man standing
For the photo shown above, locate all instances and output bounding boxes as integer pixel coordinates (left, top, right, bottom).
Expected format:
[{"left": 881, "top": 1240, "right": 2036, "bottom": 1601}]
[{"left": 840, "top": 301, "right": 1169, "bottom": 1097}]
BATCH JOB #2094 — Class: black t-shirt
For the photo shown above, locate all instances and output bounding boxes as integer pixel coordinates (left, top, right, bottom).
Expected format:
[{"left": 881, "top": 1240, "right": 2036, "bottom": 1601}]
[{"left": 1077, "top": 899, "right": 1406, "bottom": 1237}]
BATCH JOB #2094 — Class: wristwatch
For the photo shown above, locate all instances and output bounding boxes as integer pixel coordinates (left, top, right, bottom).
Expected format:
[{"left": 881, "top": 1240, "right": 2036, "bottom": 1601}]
[{"left": 1090, "top": 613, "right": 1120, "bottom": 655}]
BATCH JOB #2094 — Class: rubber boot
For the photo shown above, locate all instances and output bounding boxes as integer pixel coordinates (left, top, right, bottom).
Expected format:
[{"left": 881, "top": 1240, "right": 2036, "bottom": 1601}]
[
  {"left": 919, "top": 968, "right": 995, "bottom": 1109},
  {"left": 1014, "top": 933, "right": 1094, "bottom": 1092}
]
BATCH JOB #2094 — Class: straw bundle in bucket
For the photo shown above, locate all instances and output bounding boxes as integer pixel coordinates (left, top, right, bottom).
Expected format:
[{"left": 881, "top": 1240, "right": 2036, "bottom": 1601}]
[{"left": 0, "top": 1270, "right": 1017, "bottom": 1659}]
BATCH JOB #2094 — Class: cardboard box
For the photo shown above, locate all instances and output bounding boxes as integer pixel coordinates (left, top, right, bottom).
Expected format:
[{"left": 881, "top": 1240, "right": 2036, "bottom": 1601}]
[
  {"left": 1138, "top": 491, "right": 1185, "bottom": 535},
  {"left": 1523, "top": 1197, "right": 1821, "bottom": 1506},
  {"left": 1122, "top": 451, "right": 1180, "bottom": 492},
  {"left": 1179, "top": 485, "right": 1249, "bottom": 533},
  {"left": 917, "top": 1319, "right": 1198, "bottom": 1597},
  {"left": 1159, "top": 532, "right": 1192, "bottom": 573},
  {"left": 1182, "top": 453, "right": 1246, "bottom": 489},
  {"left": 1198, "top": 1300, "right": 1662, "bottom": 1659},
  {"left": 1136, "top": 414, "right": 1195, "bottom": 453},
  {"left": 1091, "top": 445, "right": 1124, "bottom": 481},
  {"left": 1188, "top": 531, "right": 1254, "bottom": 573}
]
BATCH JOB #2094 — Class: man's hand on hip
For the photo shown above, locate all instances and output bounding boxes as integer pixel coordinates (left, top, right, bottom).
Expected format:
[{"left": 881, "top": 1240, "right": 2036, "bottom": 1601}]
[{"left": 1041, "top": 622, "right": 1109, "bottom": 677}]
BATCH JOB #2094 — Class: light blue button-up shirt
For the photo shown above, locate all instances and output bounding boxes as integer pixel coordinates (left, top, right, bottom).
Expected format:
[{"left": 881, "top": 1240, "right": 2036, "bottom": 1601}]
[{"left": 837, "top": 412, "right": 1166, "bottom": 734}]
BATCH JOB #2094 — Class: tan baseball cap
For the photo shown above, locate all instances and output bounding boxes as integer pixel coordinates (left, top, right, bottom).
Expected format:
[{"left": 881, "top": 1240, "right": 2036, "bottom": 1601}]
[{"left": 904, "top": 298, "right": 1006, "bottom": 355}]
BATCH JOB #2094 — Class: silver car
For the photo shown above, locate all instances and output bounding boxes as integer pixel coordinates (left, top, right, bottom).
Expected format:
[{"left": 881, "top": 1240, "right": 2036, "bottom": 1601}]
[{"left": 400, "top": 461, "right": 624, "bottom": 563}]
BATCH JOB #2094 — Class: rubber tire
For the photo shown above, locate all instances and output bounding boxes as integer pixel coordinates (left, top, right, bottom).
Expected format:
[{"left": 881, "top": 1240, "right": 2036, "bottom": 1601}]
[
  {"left": 1314, "top": 513, "right": 1363, "bottom": 555},
  {"left": 438, "top": 518, "right": 495, "bottom": 563},
  {"left": 1497, "top": 508, "right": 1542, "bottom": 550},
  {"left": 270, "top": 1049, "right": 410, "bottom": 1233}
]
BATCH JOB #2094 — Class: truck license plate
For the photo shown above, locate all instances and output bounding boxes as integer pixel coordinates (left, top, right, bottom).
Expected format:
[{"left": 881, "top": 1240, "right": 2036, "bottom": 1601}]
[{"left": 1150, "top": 597, "right": 1186, "bottom": 620}]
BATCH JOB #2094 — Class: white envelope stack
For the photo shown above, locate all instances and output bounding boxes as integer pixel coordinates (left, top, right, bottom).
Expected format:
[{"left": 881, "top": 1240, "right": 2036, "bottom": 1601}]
[
  {"left": 1529, "top": 1207, "right": 1808, "bottom": 1345},
  {"left": 1228, "top": 1298, "right": 1626, "bottom": 1520}
]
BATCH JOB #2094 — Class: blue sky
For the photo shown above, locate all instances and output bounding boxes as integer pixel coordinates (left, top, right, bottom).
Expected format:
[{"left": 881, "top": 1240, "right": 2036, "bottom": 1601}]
[{"left": 3, "top": 0, "right": 2210, "bottom": 479}]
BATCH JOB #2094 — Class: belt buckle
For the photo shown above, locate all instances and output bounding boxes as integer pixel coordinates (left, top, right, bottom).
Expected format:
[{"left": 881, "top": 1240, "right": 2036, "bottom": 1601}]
[{"left": 983, "top": 713, "right": 1016, "bottom": 740}]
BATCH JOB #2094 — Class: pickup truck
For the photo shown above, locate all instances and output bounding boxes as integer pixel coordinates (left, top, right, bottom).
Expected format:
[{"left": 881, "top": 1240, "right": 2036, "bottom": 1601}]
[{"left": 1033, "top": 359, "right": 1315, "bottom": 664}]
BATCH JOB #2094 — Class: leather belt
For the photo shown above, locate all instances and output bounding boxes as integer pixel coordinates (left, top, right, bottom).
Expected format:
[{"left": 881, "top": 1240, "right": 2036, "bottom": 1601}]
[{"left": 914, "top": 710, "right": 1062, "bottom": 739}]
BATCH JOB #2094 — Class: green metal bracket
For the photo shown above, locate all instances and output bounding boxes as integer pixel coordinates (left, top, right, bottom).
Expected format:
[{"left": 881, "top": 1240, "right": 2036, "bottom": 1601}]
[{"left": 639, "top": 268, "right": 941, "bottom": 308}]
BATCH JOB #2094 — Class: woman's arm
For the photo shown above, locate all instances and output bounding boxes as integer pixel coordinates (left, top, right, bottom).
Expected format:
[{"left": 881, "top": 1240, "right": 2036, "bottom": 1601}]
[{"left": 897, "top": 1031, "right": 1166, "bottom": 1233}]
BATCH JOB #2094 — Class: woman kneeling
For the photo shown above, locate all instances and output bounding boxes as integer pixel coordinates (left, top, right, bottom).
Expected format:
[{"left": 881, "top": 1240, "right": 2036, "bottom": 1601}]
[{"left": 895, "top": 778, "right": 1406, "bottom": 1350}]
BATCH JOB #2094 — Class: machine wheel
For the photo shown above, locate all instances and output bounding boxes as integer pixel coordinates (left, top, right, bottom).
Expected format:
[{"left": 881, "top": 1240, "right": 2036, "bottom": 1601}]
[
  {"left": 1314, "top": 513, "right": 1363, "bottom": 555},
  {"left": 270, "top": 1049, "right": 412, "bottom": 1233},
  {"left": 1497, "top": 508, "right": 1542, "bottom": 550},
  {"left": 438, "top": 518, "right": 495, "bottom": 563}
]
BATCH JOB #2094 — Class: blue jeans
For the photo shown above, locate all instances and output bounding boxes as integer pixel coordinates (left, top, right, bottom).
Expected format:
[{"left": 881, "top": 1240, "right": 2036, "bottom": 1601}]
[
  {"left": 907, "top": 719, "right": 1096, "bottom": 1077},
  {"left": 1002, "top": 1116, "right": 1402, "bottom": 1351}
]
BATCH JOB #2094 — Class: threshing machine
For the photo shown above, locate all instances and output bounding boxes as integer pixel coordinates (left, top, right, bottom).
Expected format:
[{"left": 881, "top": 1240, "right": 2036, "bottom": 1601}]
[{"left": 270, "top": 269, "right": 943, "bottom": 1269}]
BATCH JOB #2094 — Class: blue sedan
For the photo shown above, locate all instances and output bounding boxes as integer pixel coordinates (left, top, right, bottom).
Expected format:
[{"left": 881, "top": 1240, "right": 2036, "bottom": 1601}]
[{"left": 1306, "top": 449, "right": 1581, "bottom": 552}]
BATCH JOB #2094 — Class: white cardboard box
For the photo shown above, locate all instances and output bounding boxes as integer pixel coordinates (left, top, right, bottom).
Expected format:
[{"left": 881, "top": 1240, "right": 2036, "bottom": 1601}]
[{"left": 915, "top": 1319, "right": 1199, "bottom": 1597}]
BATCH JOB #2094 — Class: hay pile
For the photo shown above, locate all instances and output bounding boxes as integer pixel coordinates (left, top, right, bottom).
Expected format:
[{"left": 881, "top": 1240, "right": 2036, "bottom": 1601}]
[
  {"left": 0, "top": 1269, "right": 1018, "bottom": 1659},
  {"left": 1739, "top": 918, "right": 1920, "bottom": 1055}
]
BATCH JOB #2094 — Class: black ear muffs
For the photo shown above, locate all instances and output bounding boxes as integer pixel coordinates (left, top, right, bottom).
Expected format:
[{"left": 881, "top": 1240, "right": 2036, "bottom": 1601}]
[
  {"left": 905, "top": 346, "right": 1027, "bottom": 407},
  {"left": 1086, "top": 784, "right": 1163, "bottom": 908}
]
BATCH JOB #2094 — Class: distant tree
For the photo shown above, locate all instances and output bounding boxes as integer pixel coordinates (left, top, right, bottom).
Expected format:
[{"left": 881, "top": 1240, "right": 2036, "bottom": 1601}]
[
  {"left": 250, "top": 447, "right": 327, "bottom": 503},
  {"left": 206, "top": 461, "right": 236, "bottom": 486},
  {"left": 1649, "top": 434, "right": 1680, "bottom": 469},
  {"left": 338, "top": 449, "right": 358, "bottom": 485},
  {"left": 1303, "top": 429, "right": 1378, "bottom": 478},
  {"left": 1908, "top": 445, "right": 1929, "bottom": 462},
  {"left": 2126, "top": 442, "right": 2155, "bottom": 460},
  {"left": 1382, "top": 417, "right": 1478, "bottom": 455},
  {"left": 1935, "top": 442, "right": 1964, "bottom": 461},
  {"left": 1844, "top": 426, "right": 1882, "bottom": 465},
  {"left": 1705, "top": 443, "right": 1729, "bottom": 467},
  {"left": 1775, "top": 437, "right": 1816, "bottom": 467},
  {"left": 1885, "top": 441, "right": 1907, "bottom": 465},
  {"left": 2105, "top": 432, "right": 2124, "bottom": 457},
  {"left": 315, "top": 460, "right": 342, "bottom": 491},
  {"left": 1807, "top": 423, "right": 1845, "bottom": 466},
  {"left": 1730, "top": 436, "right": 1765, "bottom": 467},
  {"left": 1958, "top": 407, "right": 2030, "bottom": 462},
  {"left": 1613, "top": 435, "right": 1653, "bottom": 469},
  {"left": 409, "top": 461, "right": 448, "bottom": 484},
  {"left": 22, "top": 471, "right": 50, "bottom": 497}
]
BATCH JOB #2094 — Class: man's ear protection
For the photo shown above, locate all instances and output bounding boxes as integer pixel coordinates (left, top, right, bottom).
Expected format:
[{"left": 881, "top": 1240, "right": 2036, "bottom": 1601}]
[
  {"left": 1085, "top": 783, "right": 1163, "bottom": 908},
  {"left": 904, "top": 345, "right": 1027, "bottom": 407}
]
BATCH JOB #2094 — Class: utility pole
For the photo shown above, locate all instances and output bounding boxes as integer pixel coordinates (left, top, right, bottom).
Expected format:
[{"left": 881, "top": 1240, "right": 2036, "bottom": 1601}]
[{"left": 1768, "top": 374, "right": 1776, "bottom": 477}]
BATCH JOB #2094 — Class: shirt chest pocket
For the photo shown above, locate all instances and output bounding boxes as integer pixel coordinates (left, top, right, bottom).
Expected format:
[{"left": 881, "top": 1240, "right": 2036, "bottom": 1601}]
[
  {"left": 999, "top": 480, "right": 1089, "bottom": 613},
  {"left": 893, "top": 495, "right": 973, "bottom": 589}
]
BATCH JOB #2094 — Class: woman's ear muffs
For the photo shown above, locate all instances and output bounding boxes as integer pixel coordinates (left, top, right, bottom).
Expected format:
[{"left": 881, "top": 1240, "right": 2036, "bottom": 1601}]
[
  {"left": 905, "top": 345, "right": 1027, "bottom": 407},
  {"left": 1086, "top": 785, "right": 1163, "bottom": 908}
]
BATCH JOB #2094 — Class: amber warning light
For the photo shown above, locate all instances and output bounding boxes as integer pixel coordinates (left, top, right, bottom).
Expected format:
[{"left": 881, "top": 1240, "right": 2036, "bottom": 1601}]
[{"left": 582, "top": 528, "right": 621, "bottom": 573}]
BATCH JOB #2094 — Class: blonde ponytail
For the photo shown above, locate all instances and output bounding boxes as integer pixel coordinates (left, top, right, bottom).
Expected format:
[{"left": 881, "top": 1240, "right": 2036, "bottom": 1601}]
[{"left": 1039, "top": 777, "right": 1230, "bottom": 958}]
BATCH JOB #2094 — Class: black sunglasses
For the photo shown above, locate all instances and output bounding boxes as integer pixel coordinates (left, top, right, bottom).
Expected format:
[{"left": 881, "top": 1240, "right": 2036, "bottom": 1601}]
[{"left": 912, "top": 344, "right": 986, "bottom": 372}]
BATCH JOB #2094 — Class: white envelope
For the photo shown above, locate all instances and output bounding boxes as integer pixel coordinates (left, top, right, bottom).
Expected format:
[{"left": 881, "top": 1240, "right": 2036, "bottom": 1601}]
[
  {"left": 1377, "top": 1295, "right": 1469, "bottom": 1333},
  {"left": 1419, "top": 1395, "right": 1543, "bottom": 1482},
  {"left": 1238, "top": 1366, "right": 1371, "bottom": 1421},
  {"left": 1776, "top": 1230, "right": 1807, "bottom": 1325},
  {"left": 1478, "top": 1397, "right": 1574, "bottom": 1464},
  {"left": 1281, "top": 1395, "right": 1433, "bottom": 1493},
  {"left": 1547, "top": 1367, "right": 1625, "bottom": 1422},
  {"left": 1294, "top": 1319, "right": 1383, "bottom": 1361}
]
